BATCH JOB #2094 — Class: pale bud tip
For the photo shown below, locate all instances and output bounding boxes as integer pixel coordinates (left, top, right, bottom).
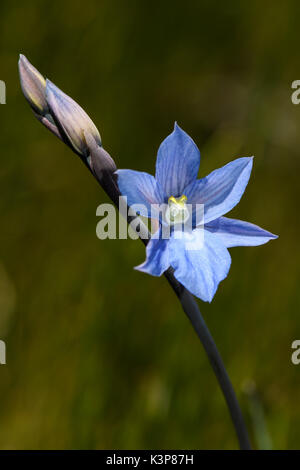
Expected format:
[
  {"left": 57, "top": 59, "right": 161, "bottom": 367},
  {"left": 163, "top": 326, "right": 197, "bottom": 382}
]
[{"left": 18, "top": 54, "right": 47, "bottom": 115}]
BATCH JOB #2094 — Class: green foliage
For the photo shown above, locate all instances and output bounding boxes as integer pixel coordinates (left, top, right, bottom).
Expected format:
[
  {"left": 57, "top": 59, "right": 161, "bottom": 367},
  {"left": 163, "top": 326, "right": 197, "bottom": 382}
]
[{"left": 0, "top": 0, "right": 298, "bottom": 449}]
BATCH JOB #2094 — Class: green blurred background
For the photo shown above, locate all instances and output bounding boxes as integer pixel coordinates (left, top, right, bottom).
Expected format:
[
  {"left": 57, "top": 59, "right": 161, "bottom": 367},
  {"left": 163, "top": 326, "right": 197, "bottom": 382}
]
[{"left": 0, "top": 0, "right": 299, "bottom": 450}]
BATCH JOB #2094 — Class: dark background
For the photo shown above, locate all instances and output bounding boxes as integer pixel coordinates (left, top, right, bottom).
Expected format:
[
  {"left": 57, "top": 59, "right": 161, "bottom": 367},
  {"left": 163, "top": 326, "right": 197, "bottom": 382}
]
[{"left": 0, "top": 0, "right": 299, "bottom": 449}]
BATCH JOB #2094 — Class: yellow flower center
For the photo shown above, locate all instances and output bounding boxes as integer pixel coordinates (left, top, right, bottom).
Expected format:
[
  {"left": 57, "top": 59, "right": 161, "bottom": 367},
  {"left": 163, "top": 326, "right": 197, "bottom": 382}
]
[{"left": 165, "top": 194, "right": 189, "bottom": 225}]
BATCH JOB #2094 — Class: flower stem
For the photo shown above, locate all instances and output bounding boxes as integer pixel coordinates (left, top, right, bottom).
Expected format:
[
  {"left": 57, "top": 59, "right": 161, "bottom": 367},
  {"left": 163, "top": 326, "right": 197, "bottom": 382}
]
[
  {"left": 87, "top": 135, "right": 252, "bottom": 450},
  {"left": 164, "top": 269, "right": 252, "bottom": 450}
]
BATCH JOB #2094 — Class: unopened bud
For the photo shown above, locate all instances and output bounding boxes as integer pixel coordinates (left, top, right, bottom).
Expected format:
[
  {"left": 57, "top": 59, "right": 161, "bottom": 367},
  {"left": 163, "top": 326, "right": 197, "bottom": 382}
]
[
  {"left": 18, "top": 54, "right": 47, "bottom": 114},
  {"left": 46, "top": 79, "right": 101, "bottom": 157},
  {"left": 18, "top": 54, "right": 62, "bottom": 140}
]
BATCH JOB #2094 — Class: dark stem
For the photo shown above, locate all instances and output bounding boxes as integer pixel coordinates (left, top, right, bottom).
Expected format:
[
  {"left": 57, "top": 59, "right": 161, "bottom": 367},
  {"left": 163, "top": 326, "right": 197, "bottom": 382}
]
[
  {"left": 164, "top": 269, "right": 251, "bottom": 450},
  {"left": 87, "top": 135, "right": 252, "bottom": 450}
]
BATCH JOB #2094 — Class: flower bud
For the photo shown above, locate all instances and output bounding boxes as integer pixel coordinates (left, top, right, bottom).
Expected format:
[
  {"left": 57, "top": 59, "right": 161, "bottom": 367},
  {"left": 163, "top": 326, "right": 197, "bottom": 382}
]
[
  {"left": 84, "top": 131, "right": 116, "bottom": 175},
  {"left": 46, "top": 79, "right": 101, "bottom": 157},
  {"left": 18, "top": 54, "right": 47, "bottom": 114},
  {"left": 18, "top": 54, "right": 62, "bottom": 140},
  {"left": 84, "top": 131, "right": 119, "bottom": 206}
]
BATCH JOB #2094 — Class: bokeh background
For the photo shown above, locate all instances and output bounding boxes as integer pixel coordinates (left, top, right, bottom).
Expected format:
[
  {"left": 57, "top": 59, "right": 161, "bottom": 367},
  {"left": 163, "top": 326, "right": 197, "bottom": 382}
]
[{"left": 0, "top": 0, "right": 299, "bottom": 450}]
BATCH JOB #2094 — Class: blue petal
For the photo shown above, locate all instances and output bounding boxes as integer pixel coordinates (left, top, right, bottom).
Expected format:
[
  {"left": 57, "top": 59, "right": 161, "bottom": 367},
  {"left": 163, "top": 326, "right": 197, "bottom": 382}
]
[
  {"left": 185, "top": 157, "right": 253, "bottom": 223},
  {"left": 206, "top": 217, "right": 278, "bottom": 247},
  {"left": 116, "top": 169, "right": 162, "bottom": 218},
  {"left": 155, "top": 123, "right": 200, "bottom": 199},
  {"left": 135, "top": 232, "right": 170, "bottom": 276},
  {"left": 169, "top": 229, "right": 231, "bottom": 302}
]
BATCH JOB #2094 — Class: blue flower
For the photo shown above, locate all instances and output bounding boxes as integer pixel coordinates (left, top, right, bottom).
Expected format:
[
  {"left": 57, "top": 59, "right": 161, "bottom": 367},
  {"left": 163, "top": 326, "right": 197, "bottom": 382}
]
[{"left": 116, "top": 124, "right": 277, "bottom": 302}]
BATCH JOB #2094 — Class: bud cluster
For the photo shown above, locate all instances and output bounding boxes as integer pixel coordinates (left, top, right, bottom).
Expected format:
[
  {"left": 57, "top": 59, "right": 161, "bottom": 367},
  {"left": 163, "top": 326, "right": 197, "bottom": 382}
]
[{"left": 18, "top": 55, "right": 103, "bottom": 163}]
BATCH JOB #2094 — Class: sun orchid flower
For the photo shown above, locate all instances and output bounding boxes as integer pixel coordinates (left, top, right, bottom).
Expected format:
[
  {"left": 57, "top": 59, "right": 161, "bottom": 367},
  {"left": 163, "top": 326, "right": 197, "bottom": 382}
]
[{"left": 117, "top": 124, "right": 277, "bottom": 302}]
